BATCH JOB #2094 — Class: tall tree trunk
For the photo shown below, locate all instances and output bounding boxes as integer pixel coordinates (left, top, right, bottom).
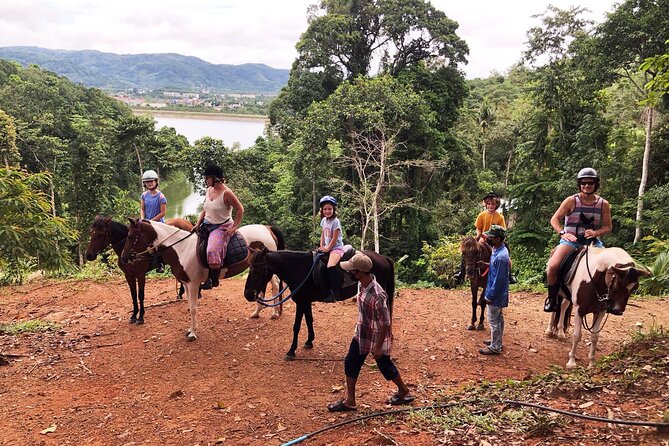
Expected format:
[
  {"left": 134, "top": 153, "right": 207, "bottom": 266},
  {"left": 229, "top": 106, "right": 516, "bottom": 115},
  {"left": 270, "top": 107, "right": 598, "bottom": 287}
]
[
  {"left": 134, "top": 143, "right": 143, "bottom": 189},
  {"left": 504, "top": 148, "right": 513, "bottom": 188},
  {"left": 633, "top": 106, "right": 653, "bottom": 244},
  {"left": 49, "top": 176, "right": 56, "bottom": 217},
  {"left": 312, "top": 178, "right": 317, "bottom": 227},
  {"left": 3, "top": 155, "right": 8, "bottom": 169}
]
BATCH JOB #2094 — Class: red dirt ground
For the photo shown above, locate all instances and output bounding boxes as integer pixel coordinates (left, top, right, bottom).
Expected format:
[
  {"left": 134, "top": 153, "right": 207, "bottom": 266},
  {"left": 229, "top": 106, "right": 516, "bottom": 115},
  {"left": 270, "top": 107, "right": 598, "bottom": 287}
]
[{"left": 0, "top": 278, "right": 667, "bottom": 446}]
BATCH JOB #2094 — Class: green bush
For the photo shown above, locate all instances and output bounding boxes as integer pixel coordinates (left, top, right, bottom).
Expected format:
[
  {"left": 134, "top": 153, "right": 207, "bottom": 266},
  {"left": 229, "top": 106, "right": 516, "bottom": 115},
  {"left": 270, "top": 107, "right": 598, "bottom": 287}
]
[
  {"left": 639, "top": 249, "right": 669, "bottom": 296},
  {"left": 398, "top": 236, "right": 462, "bottom": 288},
  {"left": 509, "top": 243, "right": 548, "bottom": 285}
]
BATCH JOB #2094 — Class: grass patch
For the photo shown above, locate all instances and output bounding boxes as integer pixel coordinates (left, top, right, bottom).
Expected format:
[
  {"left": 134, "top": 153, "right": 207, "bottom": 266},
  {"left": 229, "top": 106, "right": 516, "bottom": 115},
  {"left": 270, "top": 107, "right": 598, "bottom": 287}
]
[{"left": 0, "top": 319, "right": 59, "bottom": 335}]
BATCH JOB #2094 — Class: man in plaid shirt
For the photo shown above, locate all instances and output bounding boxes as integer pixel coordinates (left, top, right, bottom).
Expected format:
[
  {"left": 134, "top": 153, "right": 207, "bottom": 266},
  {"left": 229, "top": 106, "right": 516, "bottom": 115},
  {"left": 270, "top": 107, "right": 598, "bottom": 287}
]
[{"left": 327, "top": 252, "right": 414, "bottom": 412}]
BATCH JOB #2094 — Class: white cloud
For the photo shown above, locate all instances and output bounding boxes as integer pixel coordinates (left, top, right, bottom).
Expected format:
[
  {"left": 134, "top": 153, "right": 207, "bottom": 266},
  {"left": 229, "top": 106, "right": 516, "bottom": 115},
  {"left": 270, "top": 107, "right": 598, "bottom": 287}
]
[{"left": 0, "top": 0, "right": 618, "bottom": 76}]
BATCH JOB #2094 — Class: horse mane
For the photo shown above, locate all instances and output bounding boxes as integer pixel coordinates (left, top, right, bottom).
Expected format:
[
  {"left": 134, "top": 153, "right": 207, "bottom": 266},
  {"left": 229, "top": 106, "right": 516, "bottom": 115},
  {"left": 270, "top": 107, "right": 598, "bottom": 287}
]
[
  {"left": 92, "top": 215, "right": 128, "bottom": 239},
  {"left": 460, "top": 236, "right": 479, "bottom": 254}
]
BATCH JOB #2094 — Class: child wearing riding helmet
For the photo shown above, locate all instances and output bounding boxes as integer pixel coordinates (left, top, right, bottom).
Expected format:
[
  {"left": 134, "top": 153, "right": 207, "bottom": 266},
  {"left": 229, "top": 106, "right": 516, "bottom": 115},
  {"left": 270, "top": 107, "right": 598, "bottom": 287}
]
[
  {"left": 140, "top": 169, "right": 167, "bottom": 272},
  {"left": 454, "top": 192, "right": 508, "bottom": 283},
  {"left": 319, "top": 195, "right": 345, "bottom": 303}
]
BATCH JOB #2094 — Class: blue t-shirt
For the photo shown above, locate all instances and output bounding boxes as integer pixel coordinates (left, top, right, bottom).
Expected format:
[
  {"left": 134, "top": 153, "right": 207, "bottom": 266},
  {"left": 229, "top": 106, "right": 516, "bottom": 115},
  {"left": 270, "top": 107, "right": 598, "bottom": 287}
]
[
  {"left": 484, "top": 244, "right": 510, "bottom": 307},
  {"left": 320, "top": 217, "right": 344, "bottom": 249},
  {"left": 141, "top": 191, "right": 167, "bottom": 222}
]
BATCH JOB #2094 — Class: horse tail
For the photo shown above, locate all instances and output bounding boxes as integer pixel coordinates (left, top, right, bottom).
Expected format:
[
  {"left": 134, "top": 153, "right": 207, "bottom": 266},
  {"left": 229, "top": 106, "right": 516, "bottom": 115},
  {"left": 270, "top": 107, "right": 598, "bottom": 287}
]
[{"left": 269, "top": 226, "right": 286, "bottom": 250}]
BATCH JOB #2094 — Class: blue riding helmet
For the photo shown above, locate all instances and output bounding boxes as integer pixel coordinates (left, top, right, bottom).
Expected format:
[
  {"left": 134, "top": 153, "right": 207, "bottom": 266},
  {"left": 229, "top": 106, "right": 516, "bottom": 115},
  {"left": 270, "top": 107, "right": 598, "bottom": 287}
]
[{"left": 319, "top": 195, "right": 337, "bottom": 207}]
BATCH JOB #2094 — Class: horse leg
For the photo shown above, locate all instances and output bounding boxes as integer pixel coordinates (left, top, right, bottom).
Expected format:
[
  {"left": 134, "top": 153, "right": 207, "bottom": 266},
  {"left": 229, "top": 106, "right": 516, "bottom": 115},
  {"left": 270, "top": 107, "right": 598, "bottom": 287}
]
[
  {"left": 545, "top": 312, "right": 558, "bottom": 338},
  {"left": 566, "top": 312, "right": 583, "bottom": 369},
  {"left": 185, "top": 282, "right": 200, "bottom": 341},
  {"left": 137, "top": 273, "right": 146, "bottom": 325},
  {"left": 477, "top": 283, "right": 487, "bottom": 330},
  {"left": 286, "top": 303, "right": 305, "bottom": 359},
  {"left": 467, "top": 281, "right": 477, "bottom": 330},
  {"left": 587, "top": 312, "right": 604, "bottom": 368},
  {"left": 126, "top": 274, "right": 139, "bottom": 324},
  {"left": 177, "top": 282, "right": 185, "bottom": 300},
  {"left": 303, "top": 302, "right": 315, "bottom": 349}
]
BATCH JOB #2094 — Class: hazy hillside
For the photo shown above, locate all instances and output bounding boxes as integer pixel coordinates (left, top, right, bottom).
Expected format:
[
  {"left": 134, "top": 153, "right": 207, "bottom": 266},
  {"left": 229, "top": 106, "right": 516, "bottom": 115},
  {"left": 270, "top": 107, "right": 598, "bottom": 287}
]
[{"left": 0, "top": 46, "right": 289, "bottom": 93}]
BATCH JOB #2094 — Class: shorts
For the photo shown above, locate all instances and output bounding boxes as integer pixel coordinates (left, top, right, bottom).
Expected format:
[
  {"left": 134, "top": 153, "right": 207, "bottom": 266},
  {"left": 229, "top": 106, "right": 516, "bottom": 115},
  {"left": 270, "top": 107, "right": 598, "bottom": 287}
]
[
  {"left": 330, "top": 246, "right": 346, "bottom": 257},
  {"left": 558, "top": 238, "right": 604, "bottom": 249},
  {"left": 344, "top": 338, "right": 398, "bottom": 381}
]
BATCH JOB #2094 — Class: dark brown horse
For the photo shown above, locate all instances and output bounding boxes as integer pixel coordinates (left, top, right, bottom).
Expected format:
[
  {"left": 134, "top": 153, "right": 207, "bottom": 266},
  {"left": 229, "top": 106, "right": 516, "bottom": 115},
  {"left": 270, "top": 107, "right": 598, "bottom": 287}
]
[
  {"left": 85, "top": 215, "right": 193, "bottom": 324},
  {"left": 244, "top": 249, "right": 395, "bottom": 359},
  {"left": 460, "top": 236, "right": 492, "bottom": 330}
]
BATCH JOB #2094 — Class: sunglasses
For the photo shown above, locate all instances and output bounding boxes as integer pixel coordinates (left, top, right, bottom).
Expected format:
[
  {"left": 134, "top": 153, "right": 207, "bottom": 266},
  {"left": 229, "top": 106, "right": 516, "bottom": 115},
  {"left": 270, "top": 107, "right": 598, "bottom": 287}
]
[{"left": 580, "top": 181, "right": 595, "bottom": 186}]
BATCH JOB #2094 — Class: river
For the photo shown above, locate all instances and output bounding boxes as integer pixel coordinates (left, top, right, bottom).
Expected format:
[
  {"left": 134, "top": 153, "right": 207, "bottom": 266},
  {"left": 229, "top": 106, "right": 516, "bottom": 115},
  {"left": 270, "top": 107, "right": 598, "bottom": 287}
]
[{"left": 135, "top": 111, "right": 267, "bottom": 218}]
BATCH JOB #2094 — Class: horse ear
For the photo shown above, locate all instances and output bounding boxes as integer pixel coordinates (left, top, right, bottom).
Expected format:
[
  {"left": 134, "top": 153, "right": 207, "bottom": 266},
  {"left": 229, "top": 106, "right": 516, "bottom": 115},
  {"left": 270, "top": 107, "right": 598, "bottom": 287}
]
[
  {"left": 635, "top": 266, "right": 652, "bottom": 277},
  {"left": 103, "top": 216, "right": 112, "bottom": 225},
  {"left": 127, "top": 217, "right": 138, "bottom": 227}
]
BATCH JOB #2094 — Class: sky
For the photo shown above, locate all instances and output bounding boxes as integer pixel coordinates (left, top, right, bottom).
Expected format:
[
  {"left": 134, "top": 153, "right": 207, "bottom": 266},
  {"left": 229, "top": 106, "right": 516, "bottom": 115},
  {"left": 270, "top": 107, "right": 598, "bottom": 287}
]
[{"left": 0, "top": 0, "right": 619, "bottom": 79}]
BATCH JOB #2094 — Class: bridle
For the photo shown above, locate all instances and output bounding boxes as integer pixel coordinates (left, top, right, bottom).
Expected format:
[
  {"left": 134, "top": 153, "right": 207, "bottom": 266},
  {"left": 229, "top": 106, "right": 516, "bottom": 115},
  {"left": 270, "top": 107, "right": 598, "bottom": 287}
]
[
  {"left": 124, "top": 222, "right": 194, "bottom": 262},
  {"left": 89, "top": 223, "right": 126, "bottom": 256}
]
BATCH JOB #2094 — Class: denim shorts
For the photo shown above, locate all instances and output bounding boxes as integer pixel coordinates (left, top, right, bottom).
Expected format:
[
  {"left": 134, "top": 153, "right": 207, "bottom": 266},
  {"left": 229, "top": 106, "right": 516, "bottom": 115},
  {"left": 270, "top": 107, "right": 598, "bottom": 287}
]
[{"left": 559, "top": 238, "right": 604, "bottom": 249}]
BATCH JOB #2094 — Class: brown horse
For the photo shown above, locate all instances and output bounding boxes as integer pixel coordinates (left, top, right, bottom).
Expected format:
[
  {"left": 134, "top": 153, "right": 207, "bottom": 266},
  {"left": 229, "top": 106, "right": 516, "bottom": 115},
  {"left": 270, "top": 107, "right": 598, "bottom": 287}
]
[
  {"left": 460, "top": 236, "right": 492, "bottom": 330},
  {"left": 546, "top": 246, "right": 650, "bottom": 369},
  {"left": 85, "top": 216, "right": 193, "bottom": 324},
  {"left": 120, "top": 219, "right": 285, "bottom": 341}
]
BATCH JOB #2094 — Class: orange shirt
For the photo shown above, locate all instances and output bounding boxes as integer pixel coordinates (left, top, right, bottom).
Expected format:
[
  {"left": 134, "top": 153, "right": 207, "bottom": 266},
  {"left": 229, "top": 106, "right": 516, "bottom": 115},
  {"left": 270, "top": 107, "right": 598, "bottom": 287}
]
[{"left": 475, "top": 211, "right": 506, "bottom": 232}]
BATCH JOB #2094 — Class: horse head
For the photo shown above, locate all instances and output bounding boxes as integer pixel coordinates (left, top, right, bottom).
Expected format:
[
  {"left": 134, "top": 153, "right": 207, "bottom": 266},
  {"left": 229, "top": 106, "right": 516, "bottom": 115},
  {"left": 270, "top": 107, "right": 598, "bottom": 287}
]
[
  {"left": 120, "top": 218, "right": 157, "bottom": 264},
  {"left": 244, "top": 247, "right": 273, "bottom": 302},
  {"left": 605, "top": 263, "right": 651, "bottom": 315},
  {"left": 85, "top": 215, "right": 113, "bottom": 261},
  {"left": 461, "top": 236, "right": 488, "bottom": 279}
]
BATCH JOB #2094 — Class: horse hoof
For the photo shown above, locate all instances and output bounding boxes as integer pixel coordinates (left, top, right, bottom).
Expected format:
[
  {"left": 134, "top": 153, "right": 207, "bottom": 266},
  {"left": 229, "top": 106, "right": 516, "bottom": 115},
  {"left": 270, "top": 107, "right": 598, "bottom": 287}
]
[
  {"left": 136, "top": 319, "right": 145, "bottom": 325},
  {"left": 129, "top": 318, "right": 137, "bottom": 324},
  {"left": 270, "top": 313, "right": 280, "bottom": 320},
  {"left": 284, "top": 353, "right": 296, "bottom": 361},
  {"left": 249, "top": 312, "right": 260, "bottom": 319},
  {"left": 476, "top": 324, "right": 485, "bottom": 331},
  {"left": 176, "top": 295, "right": 183, "bottom": 300},
  {"left": 303, "top": 341, "right": 313, "bottom": 349},
  {"left": 466, "top": 324, "right": 475, "bottom": 331},
  {"left": 186, "top": 333, "right": 197, "bottom": 342}
]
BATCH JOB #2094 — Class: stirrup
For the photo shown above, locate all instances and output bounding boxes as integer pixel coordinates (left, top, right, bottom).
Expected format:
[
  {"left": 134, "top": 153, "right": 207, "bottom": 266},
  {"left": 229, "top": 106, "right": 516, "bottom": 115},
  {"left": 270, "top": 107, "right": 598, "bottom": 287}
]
[{"left": 543, "top": 297, "right": 558, "bottom": 313}]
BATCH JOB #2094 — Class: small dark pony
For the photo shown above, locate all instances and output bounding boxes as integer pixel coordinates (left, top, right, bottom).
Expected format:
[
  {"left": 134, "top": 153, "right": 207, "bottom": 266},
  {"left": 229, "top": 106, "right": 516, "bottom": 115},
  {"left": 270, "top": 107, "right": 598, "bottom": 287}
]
[
  {"left": 85, "top": 215, "right": 193, "bottom": 324},
  {"left": 244, "top": 249, "right": 395, "bottom": 360},
  {"left": 460, "top": 236, "right": 492, "bottom": 330}
]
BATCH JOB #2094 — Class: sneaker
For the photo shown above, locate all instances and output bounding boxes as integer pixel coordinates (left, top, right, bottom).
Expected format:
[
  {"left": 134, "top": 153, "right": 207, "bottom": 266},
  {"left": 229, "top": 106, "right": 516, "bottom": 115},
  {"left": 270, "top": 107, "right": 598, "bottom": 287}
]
[
  {"left": 509, "top": 275, "right": 518, "bottom": 284},
  {"left": 479, "top": 347, "right": 500, "bottom": 355},
  {"left": 200, "top": 279, "right": 213, "bottom": 290},
  {"left": 156, "top": 264, "right": 165, "bottom": 273}
]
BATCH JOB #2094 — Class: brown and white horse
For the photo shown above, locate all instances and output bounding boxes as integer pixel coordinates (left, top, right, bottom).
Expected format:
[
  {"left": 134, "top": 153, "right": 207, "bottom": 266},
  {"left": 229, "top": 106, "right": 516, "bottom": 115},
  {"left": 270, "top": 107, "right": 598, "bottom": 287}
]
[
  {"left": 120, "top": 219, "right": 284, "bottom": 340},
  {"left": 546, "top": 247, "right": 650, "bottom": 369}
]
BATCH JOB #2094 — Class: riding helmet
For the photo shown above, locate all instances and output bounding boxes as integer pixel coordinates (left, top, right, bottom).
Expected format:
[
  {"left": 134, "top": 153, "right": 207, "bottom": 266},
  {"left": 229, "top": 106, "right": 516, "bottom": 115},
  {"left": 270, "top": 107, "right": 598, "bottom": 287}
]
[
  {"left": 142, "top": 170, "right": 159, "bottom": 182},
  {"left": 319, "top": 195, "right": 337, "bottom": 208},
  {"left": 203, "top": 165, "right": 224, "bottom": 181},
  {"left": 577, "top": 167, "right": 599, "bottom": 181}
]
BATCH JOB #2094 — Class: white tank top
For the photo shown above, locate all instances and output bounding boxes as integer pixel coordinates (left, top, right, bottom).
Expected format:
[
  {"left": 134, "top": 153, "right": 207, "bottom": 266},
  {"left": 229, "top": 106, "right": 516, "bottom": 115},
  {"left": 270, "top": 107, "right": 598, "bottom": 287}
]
[{"left": 203, "top": 188, "right": 232, "bottom": 224}]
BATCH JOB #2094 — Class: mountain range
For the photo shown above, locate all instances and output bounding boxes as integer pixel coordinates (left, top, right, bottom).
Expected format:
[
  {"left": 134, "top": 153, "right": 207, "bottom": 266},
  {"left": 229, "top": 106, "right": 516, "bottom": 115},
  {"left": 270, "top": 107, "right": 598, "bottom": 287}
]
[{"left": 0, "top": 46, "right": 290, "bottom": 93}]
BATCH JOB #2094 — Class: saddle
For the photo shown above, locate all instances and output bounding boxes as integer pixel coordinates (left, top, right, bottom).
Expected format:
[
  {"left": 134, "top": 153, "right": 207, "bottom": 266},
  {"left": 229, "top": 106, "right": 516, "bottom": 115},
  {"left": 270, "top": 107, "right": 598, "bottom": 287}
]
[
  {"left": 556, "top": 246, "right": 587, "bottom": 301},
  {"left": 312, "top": 245, "right": 357, "bottom": 298},
  {"left": 196, "top": 225, "right": 248, "bottom": 269}
]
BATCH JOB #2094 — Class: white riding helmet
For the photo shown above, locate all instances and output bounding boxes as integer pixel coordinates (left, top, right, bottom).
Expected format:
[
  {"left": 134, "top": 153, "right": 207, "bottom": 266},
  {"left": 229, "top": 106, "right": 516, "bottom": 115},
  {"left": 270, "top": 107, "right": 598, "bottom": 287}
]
[{"left": 142, "top": 170, "right": 159, "bottom": 182}]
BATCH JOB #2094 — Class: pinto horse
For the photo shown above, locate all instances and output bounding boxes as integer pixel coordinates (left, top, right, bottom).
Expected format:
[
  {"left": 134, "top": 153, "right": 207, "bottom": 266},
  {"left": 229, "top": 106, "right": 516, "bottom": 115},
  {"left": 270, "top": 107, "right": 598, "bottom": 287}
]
[
  {"left": 85, "top": 216, "right": 193, "bottom": 324},
  {"left": 460, "top": 236, "right": 491, "bottom": 330},
  {"left": 120, "top": 219, "right": 285, "bottom": 341},
  {"left": 244, "top": 249, "right": 395, "bottom": 360},
  {"left": 545, "top": 246, "right": 650, "bottom": 369}
]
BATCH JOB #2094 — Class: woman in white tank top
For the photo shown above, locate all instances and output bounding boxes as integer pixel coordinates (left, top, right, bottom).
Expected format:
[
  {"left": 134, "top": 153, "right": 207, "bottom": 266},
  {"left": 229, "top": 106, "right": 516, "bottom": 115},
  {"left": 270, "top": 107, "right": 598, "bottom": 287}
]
[{"left": 193, "top": 164, "right": 245, "bottom": 289}]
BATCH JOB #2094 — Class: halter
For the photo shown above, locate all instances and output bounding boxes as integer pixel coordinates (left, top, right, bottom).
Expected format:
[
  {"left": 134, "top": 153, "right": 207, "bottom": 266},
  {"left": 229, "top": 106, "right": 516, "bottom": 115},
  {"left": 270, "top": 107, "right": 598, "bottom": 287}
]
[
  {"left": 581, "top": 245, "right": 634, "bottom": 334},
  {"left": 125, "top": 222, "right": 194, "bottom": 262},
  {"left": 462, "top": 238, "right": 489, "bottom": 278},
  {"left": 90, "top": 222, "right": 127, "bottom": 256}
]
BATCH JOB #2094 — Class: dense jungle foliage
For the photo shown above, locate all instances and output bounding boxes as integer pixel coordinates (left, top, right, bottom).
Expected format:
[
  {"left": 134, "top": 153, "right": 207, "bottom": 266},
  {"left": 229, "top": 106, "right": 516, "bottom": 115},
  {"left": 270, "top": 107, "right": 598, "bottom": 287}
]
[{"left": 0, "top": 0, "right": 668, "bottom": 291}]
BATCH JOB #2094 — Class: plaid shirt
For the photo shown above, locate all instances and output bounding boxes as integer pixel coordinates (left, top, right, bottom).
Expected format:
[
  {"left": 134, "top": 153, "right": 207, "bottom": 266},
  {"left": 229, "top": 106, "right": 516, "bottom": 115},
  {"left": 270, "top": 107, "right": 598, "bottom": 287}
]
[{"left": 354, "top": 275, "right": 392, "bottom": 355}]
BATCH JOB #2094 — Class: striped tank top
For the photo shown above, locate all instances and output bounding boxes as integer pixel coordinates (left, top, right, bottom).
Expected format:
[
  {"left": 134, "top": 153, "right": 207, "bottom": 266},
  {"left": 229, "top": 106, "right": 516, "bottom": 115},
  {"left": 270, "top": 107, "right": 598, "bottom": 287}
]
[{"left": 564, "top": 194, "right": 602, "bottom": 243}]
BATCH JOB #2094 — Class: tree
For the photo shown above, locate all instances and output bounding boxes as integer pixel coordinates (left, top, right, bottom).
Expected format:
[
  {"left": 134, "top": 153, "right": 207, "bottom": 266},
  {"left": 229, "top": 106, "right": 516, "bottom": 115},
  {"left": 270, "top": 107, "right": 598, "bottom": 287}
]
[
  {"left": 594, "top": 0, "right": 669, "bottom": 243},
  {"left": 0, "top": 109, "right": 18, "bottom": 168},
  {"left": 0, "top": 168, "right": 77, "bottom": 284},
  {"left": 302, "top": 75, "right": 438, "bottom": 251}
]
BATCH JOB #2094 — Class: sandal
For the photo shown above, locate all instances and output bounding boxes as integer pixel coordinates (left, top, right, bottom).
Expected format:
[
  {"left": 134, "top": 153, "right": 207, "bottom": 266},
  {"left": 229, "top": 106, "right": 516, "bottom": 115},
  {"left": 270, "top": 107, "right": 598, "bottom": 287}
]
[
  {"left": 327, "top": 400, "right": 357, "bottom": 412},
  {"left": 389, "top": 393, "right": 415, "bottom": 406}
]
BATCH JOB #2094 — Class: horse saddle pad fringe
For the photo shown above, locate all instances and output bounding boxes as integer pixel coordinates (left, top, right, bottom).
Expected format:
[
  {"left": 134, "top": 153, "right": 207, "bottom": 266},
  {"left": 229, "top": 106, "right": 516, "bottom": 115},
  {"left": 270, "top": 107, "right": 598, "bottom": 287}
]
[{"left": 197, "top": 231, "right": 248, "bottom": 269}]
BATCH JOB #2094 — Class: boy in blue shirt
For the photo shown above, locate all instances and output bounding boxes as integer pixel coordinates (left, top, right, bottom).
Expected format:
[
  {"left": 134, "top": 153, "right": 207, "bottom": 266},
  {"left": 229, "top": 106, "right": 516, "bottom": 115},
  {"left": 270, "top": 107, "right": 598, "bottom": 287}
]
[{"left": 478, "top": 225, "right": 510, "bottom": 355}]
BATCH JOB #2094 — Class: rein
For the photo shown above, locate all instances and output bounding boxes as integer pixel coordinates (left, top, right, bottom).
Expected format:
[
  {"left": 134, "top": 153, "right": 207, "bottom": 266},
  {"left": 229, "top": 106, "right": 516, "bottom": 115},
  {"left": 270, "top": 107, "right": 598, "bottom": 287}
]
[
  {"left": 129, "top": 225, "right": 195, "bottom": 261},
  {"left": 254, "top": 252, "right": 324, "bottom": 308}
]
